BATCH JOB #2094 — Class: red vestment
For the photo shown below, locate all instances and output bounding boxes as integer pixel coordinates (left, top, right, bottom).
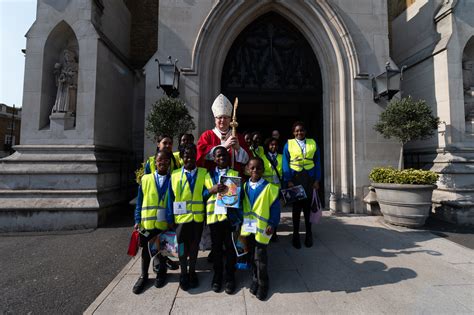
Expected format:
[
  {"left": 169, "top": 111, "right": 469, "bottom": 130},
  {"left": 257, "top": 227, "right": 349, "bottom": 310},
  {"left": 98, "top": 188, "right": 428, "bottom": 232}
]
[{"left": 196, "top": 129, "right": 250, "bottom": 176}]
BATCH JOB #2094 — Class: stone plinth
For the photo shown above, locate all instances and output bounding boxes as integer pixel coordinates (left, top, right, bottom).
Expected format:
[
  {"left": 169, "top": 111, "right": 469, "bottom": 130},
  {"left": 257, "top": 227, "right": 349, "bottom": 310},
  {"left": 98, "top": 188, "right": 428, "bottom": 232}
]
[
  {"left": 49, "top": 112, "right": 75, "bottom": 131},
  {"left": 431, "top": 148, "right": 474, "bottom": 225},
  {"left": 0, "top": 145, "right": 136, "bottom": 232}
]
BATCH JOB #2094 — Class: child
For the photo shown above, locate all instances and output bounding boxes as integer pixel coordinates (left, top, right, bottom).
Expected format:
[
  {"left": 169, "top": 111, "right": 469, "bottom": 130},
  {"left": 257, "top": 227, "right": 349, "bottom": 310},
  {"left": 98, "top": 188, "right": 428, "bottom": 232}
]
[
  {"left": 262, "top": 137, "right": 283, "bottom": 187},
  {"left": 205, "top": 146, "right": 240, "bottom": 294},
  {"left": 241, "top": 157, "right": 280, "bottom": 301},
  {"left": 175, "top": 133, "right": 195, "bottom": 167},
  {"left": 250, "top": 131, "right": 264, "bottom": 158},
  {"left": 132, "top": 150, "right": 172, "bottom": 294},
  {"left": 282, "top": 121, "right": 321, "bottom": 249},
  {"left": 146, "top": 135, "right": 180, "bottom": 174},
  {"left": 167, "top": 143, "right": 210, "bottom": 290},
  {"left": 262, "top": 137, "right": 283, "bottom": 242}
]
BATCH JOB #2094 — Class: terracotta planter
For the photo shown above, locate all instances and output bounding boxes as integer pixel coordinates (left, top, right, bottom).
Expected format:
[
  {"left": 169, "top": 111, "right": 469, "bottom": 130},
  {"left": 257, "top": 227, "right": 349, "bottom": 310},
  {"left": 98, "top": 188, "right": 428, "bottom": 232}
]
[{"left": 372, "top": 183, "right": 436, "bottom": 228}]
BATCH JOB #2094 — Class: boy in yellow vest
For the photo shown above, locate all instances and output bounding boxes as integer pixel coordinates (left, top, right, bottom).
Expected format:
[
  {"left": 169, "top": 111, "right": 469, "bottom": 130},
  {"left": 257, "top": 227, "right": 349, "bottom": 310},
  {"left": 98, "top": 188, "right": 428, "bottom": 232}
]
[
  {"left": 205, "top": 146, "right": 240, "bottom": 294},
  {"left": 167, "top": 143, "right": 210, "bottom": 291},
  {"left": 241, "top": 157, "right": 281, "bottom": 301},
  {"left": 132, "top": 150, "right": 172, "bottom": 294}
]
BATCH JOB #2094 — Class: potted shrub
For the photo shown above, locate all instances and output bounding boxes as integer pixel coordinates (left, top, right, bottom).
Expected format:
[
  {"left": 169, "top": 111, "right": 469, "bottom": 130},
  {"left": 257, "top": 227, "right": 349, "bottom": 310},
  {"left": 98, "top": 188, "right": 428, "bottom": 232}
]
[{"left": 370, "top": 97, "right": 440, "bottom": 227}]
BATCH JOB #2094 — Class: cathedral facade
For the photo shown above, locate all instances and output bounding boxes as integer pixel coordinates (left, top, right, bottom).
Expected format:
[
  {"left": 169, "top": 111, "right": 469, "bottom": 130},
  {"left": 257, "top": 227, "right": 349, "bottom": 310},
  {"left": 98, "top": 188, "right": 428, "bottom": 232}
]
[{"left": 0, "top": 0, "right": 472, "bottom": 231}]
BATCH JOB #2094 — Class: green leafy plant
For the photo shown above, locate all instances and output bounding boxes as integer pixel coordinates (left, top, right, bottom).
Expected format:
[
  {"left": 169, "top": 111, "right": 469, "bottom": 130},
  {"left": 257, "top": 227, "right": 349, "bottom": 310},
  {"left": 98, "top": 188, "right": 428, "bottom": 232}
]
[
  {"left": 145, "top": 97, "right": 196, "bottom": 140},
  {"left": 374, "top": 96, "right": 439, "bottom": 170},
  {"left": 369, "top": 167, "right": 438, "bottom": 185}
]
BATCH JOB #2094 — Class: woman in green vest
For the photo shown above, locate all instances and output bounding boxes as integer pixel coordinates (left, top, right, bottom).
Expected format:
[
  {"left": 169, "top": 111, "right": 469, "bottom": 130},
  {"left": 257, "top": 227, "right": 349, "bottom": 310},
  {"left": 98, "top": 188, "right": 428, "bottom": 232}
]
[
  {"left": 241, "top": 157, "right": 280, "bottom": 301},
  {"left": 132, "top": 150, "right": 172, "bottom": 294},
  {"left": 282, "top": 121, "right": 321, "bottom": 249},
  {"left": 166, "top": 143, "right": 211, "bottom": 291},
  {"left": 205, "top": 146, "right": 240, "bottom": 294}
]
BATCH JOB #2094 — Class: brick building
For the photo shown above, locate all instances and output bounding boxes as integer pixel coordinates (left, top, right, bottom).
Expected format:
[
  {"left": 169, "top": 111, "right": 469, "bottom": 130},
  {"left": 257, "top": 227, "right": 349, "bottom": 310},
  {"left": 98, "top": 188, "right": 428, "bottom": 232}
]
[{"left": 0, "top": 104, "right": 21, "bottom": 157}]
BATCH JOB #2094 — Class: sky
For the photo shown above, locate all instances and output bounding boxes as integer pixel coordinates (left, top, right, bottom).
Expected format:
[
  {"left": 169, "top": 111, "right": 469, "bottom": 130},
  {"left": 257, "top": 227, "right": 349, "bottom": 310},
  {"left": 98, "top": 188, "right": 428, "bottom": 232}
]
[{"left": 0, "top": 0, "right": 37, "bottom": 108}]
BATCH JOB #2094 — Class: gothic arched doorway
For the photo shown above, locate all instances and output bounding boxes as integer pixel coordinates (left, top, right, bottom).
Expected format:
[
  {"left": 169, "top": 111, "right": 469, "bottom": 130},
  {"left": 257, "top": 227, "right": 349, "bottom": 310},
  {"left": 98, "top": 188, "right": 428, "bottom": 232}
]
[{"left": 221, "top": 11, "right": 324, "bottom": 194}]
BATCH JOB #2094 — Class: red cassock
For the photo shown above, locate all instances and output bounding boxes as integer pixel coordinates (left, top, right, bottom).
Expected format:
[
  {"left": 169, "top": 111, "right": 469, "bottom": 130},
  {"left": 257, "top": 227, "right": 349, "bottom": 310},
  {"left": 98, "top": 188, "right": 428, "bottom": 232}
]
[{"left": 196, "top": 130, "right": 251, "bottom": 176}]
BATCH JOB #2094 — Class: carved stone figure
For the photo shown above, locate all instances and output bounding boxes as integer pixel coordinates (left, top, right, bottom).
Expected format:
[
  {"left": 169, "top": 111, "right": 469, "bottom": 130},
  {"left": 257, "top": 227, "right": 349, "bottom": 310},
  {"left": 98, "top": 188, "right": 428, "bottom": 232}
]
[{"left": 52, "top": 49, "right": 78, "bottom": 114}]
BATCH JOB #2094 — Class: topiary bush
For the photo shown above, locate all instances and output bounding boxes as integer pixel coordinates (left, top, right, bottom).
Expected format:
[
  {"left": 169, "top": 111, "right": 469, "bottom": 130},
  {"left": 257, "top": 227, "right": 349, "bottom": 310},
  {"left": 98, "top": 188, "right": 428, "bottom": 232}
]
[
  {"left": 146, "top": 97, "right": 196, "bottom": 140},
  {"left": 369, "top": 167, "right": 438, "bottom": 185}
]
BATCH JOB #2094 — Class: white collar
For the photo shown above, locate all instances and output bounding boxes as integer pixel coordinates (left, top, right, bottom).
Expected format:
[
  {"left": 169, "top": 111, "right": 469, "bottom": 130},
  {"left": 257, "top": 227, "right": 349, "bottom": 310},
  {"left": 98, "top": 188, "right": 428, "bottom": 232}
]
[
  {"left": 216, "top": 167, "right": 228, "bottom": 173},
  {"left": 212, "top": 127, "right": 230, "bottom": 139},
  {"left": 184, "top": 167, "right": 197, "bottom": 176},
  {"left": 296, "top": 138, "right": 306, "bottom": 144},
  {"left": 249, "top": 178, "right": 264, "bottom": 189}
]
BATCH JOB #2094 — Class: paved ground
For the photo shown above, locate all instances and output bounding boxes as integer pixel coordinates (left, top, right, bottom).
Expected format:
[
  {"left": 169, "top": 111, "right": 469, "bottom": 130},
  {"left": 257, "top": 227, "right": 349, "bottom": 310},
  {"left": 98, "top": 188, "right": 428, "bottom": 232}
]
[
  {"left": 86, "top": 212, "right": 474, "bottom": 315},
  {"left": 0, "top": 209, "right": 134, "bottom": 314}
]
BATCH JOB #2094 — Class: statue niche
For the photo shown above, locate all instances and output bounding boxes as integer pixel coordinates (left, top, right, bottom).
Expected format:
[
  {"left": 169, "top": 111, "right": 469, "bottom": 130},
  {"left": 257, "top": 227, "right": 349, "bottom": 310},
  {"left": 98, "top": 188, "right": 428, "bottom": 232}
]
[{"left": 52, "top": 49, "right": 78, "bottom": 114}]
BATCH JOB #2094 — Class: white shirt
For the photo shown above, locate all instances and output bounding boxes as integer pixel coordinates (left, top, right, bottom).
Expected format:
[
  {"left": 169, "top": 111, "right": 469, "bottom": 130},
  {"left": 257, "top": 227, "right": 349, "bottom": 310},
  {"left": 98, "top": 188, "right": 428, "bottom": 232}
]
[
  {"left": 206, "top": 128, "right": 249, "bottom": 164},
  {"left": 183, "top": 167, "right": 197, "bottom": 177},
  {"left": 216, "top": 167, "right": 228, "bottom": 177},
  {"left": 154, "top": 171, "right": 167, "bottom": 188},
  {"left": 295, "top": 138, "right": 306, "bottom": 154},
  {"left": 249, "top": 178, "right": 265, "bottom": 190},
  {"left": 268, "top": 152, "right": 278, "bottom": 164}
]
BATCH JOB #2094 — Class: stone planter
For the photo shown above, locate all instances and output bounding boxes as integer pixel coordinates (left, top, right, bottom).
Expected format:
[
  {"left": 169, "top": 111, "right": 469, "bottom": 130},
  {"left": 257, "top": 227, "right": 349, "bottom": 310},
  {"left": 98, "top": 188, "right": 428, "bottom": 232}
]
[{"left": 372, "top": 183, "right": 436, "bottom": 228}]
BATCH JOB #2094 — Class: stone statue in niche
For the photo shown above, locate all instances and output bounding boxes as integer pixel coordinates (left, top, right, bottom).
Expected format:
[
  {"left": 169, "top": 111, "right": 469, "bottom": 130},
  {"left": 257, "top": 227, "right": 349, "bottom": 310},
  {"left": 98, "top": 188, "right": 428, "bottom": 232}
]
[
  {"left": 52, "top": 49, "right": 78, "bottom": 115},
  {"left": 462, "top": 60, "right": 474, "bottom": 132}
]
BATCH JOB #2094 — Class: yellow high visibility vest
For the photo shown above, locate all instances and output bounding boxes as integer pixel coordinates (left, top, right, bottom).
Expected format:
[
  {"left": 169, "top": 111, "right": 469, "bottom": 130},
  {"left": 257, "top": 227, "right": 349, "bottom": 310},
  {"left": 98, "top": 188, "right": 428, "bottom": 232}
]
[
  {"left": 205, "top": 168, "right": 239, "bottom": 224},
  {"left": 140, "top": 173, "right": 168, "bottom": 231},
  {"left": 287, "top": 138, "right": 317, "bottom": 172},
  {"left": 251, "top": 146, "right": 265, "bottom": 158},
  {"left": 240, "top": 182, "right": 280, "bottom": 245},
  {"left": 170, "top": 167, "right": 209, "bottom": 224},
  {"left": 262, "top": 153, "right": 282, "bottom": 187},
  {"left": 173, "top": 151, "right": 183, "bottom": 168}
]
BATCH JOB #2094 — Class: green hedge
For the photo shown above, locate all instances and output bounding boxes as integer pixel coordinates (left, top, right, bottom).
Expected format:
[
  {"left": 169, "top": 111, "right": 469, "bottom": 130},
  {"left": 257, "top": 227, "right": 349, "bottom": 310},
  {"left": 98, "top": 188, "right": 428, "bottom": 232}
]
[{"left": 369, "top": 167, "right": 438, "bottom": 185}]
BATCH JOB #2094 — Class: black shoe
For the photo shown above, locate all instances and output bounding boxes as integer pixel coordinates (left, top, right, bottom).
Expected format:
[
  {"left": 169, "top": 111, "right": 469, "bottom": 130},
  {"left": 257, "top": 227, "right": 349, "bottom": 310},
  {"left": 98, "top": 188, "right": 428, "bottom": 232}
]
[
  {"left": 225, "top": 280, "right": 236, "bottom": 294},
  {"left": 179, "top": 274, "right": 190, "bottom": 291},
  {"left": 270, "top": 232, "right": 278, "bottom": 243},
  {"left": 249, "top": 281, "right": 258, "bottom": 296},
  {"left": 189, "top": 272, "right": 199, "bottom": 288},
  {"left": 305, "top": 233, "right": 313, "bottom": 248},
  {"left": 211, "top": 274, "right": 222, "bottom": 292},
  {"left": 132, "top": 276, "right": 147, "bottom": 294},
  {"left": 155, "top": 272, "right": 167, "bottom": 288},
  {"left": 166, "top": 258, "right": 179, "bottom": 270},
  {"left": 292, "top": 234, "right": 301, "bottom": 249},
  {"left": 256, "top": 286, "right": 268, "bottom": 301}
]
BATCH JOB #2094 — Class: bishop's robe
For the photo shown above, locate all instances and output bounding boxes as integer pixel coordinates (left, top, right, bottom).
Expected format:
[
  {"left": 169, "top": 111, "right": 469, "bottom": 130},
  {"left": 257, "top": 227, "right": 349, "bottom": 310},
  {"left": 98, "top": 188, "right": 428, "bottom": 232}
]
[{"left": 197, "top": 129, "right": 251, "bottom": 176}]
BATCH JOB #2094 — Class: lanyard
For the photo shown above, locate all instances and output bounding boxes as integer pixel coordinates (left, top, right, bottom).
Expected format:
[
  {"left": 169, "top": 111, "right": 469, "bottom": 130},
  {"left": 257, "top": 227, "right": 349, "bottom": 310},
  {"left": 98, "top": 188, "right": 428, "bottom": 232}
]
[
  {"left": 295, "top": 139, "right": 306, "bottom": 159},
  {"left": 154, "top": 171, "right": 169, "bottom": 203}
]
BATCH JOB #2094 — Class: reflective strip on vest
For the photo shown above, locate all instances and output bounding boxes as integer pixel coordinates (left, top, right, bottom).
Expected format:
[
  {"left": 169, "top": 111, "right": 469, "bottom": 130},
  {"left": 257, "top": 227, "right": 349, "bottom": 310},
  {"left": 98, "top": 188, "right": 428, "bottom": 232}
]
[
  {"left": 170, "top": 167, "right": 208, "bottom": 224},
  {"left": 240, "top": 182, "right": 280, "bottom": 245},
  {"left": 287, "top": 139, "right": 316, "bottom": 172},
  {"left": 205, "top": 169, "right": 239, "bottom": 224},
  {"left": 140, "top": 174, "right": 168, "bottom": 231}
]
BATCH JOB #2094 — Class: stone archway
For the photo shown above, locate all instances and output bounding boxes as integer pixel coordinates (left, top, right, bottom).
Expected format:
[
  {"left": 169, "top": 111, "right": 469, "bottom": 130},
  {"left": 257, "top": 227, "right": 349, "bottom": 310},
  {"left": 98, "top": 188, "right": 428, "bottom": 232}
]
[{"left": 183, "top": 1, "right": 361, "bottom": 212}]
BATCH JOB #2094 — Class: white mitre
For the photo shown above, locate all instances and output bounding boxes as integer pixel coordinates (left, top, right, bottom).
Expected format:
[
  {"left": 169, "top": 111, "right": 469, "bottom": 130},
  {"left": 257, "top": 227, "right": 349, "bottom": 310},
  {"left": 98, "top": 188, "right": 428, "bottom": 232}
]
[{"left": 211, "top": 93, "right": 232, "bottom": 117}]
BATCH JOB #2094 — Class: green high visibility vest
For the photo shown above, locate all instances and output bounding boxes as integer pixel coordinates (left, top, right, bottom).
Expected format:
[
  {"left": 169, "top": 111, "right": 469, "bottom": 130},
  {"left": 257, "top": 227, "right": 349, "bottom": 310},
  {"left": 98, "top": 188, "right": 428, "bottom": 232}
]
[
  {"left": 251, "top": 146, "right": 265, "bottom": 158},
  {"left": 140, "top": 173, "right": 168, "bottom": 231},
  {"left": 262, "top": 153, "right": 282, "bottom": 187},
  {"left": 240, "top": 182, "right": 280, "bottom": 245},
  {"left": 205, "top": 168, "right": 239, "bottom": 225},
  {"left": 170, "top": 167, "right": 208, "bottom": 224},
  {"left": 287, "top": 138, "right": 317, "bottom": 172}
]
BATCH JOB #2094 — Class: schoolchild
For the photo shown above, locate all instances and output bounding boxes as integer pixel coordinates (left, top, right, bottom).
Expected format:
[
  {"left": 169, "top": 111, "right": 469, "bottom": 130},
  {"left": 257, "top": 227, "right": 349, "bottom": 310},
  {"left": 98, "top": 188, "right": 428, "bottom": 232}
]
[
  {"left": 241, "top": 157, "right": 280, "bottom": 301},
  {"left": 282, "top": 121, "right": 321, "bottom": 249},
  {"left": 167, "top": 143, "right": 210, "bottom": 290},
  {"left": 205, "top": 146, "right": 240, "bottom": 294},
  {"left": 145, "top": 135, "right": 180, "bottom": 174},
  {"left": 249, "top": 131, "right": 264, "bottom": 158},
  {"left": 132, "top": 150, "right": 172, "bottom": 294},
  {"left": 262, "top": 137, "right": 283, "bottom": 242}
]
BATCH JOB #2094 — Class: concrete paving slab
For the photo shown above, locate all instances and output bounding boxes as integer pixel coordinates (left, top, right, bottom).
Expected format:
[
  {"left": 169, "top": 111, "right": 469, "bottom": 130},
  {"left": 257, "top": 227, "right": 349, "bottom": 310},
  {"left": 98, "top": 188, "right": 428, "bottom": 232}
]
[
  {"left": 91, "top": 274, "right": 179, "bottom": 314},
  {"left": 86, "top": 214, "right": 474, "bottom": 314}
]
